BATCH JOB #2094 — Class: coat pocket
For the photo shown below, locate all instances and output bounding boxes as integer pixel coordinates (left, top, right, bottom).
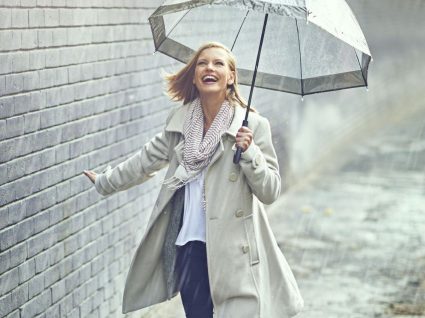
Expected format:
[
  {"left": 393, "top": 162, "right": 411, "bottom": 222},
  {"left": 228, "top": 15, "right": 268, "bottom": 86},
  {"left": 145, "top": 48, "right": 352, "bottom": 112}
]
[{"left": 243, "top": 213, "right": 260, "bottom": 266}]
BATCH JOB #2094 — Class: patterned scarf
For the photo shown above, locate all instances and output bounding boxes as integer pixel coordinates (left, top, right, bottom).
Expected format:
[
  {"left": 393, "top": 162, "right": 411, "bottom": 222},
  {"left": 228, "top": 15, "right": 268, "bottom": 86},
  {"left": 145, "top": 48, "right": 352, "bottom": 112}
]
[{"left": 163, "top": 97, "right": 234, "bottom": 210}]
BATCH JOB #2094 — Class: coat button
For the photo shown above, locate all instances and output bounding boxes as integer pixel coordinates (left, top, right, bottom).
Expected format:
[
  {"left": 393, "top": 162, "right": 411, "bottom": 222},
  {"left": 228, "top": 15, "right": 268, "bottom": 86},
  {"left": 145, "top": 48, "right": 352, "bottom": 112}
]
[
  {"left": 242, "top": 245, "right": 249, "bottom": 254},
  {"left": 235, "top": 209, "right": 244, "bottom": 217},
  {"left": 228, "top": 172, "right": 238, "bottom": 182},
  {"left": 253, "top": 154, "right": 261, "bottom": 168}
]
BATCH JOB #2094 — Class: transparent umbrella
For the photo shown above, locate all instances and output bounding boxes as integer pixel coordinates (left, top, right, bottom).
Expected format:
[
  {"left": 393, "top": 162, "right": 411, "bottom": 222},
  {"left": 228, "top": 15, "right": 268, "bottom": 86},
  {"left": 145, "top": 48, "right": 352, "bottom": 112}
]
[{"left": 148, "top": 0, "right": 372, "bottom": 163}]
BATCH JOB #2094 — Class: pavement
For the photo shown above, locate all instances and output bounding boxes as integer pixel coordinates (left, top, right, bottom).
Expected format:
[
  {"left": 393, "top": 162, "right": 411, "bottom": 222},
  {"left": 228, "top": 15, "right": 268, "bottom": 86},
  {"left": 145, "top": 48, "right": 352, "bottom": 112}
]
[
  {"left": 268, "top": 110, "right": 425, "bottom": 318},
  {"left": 140, "top": 109, "right": 425, "bottom": 318}
]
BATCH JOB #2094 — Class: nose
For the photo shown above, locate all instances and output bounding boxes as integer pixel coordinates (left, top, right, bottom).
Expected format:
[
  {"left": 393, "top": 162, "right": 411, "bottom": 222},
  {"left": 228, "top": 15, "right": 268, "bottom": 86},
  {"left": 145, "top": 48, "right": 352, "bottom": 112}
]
[{"left": 206, "top": 62, "right": 215, "bottom": 70}]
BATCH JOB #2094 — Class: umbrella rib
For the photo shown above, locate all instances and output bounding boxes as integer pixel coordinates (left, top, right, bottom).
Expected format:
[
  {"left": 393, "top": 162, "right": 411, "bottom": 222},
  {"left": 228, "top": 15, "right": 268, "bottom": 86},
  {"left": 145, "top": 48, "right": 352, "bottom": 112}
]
[
  {"left": 166, "top": 8, "right": 192, "bottom": 39},
  {"left": 246, "top": 13, "right": 269, "bottom": 112},
  {"left": 295, "top": 18, "right": 303, "bottom": 96},
  {"left": 353, "top": 48, "right": 367, "bottom": 87},
  {"left": 231, "top": 10, "right": 250, "bottom": 51}
]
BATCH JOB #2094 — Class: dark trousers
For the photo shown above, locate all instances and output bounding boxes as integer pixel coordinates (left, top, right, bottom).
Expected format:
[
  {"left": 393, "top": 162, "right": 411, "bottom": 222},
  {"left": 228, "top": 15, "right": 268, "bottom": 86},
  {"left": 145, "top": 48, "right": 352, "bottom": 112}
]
[{"left": 175, "top": 241, "right": 214, "bottom": 318}]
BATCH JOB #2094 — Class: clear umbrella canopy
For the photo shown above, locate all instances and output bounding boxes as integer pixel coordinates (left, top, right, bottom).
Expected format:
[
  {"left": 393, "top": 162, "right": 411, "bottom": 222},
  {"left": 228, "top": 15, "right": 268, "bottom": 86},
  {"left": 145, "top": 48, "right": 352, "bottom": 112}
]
[{"left": 149, "top": 0, "right": 372, "bottom": 95}]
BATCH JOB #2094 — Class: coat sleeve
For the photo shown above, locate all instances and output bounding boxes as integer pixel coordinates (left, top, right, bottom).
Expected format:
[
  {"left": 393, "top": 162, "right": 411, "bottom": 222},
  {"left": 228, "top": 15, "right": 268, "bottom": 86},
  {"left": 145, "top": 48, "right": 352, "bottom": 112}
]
[
  {"left": 232, "top": 116, "right": 281, "bottom": 205},
  {"left": 94, "top": 108, "right": 178, "bottom": 196}
]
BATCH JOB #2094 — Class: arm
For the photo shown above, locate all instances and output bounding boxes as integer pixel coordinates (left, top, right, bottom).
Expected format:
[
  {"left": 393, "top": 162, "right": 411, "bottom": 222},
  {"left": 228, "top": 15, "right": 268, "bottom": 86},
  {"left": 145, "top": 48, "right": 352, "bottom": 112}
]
[
  {"left": 94, "top": 108, "right": 178, "bottom": 196},
  {"left": 233, "top": 117, "right": 281, "bottom": 204}
]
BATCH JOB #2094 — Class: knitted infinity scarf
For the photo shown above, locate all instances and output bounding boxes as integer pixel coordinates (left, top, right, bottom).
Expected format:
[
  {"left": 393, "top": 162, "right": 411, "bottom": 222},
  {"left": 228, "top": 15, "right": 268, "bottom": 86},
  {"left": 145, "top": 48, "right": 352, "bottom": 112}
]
[{"left": 163, "top": 97, "right": 234, "bottom": 210}]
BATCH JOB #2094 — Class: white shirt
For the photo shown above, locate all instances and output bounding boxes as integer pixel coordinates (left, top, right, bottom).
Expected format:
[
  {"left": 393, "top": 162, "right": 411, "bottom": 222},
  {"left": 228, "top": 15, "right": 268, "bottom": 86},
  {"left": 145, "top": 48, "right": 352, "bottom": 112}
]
[{"left": 174, "top": 168, "right": 207, "bottom": 246}]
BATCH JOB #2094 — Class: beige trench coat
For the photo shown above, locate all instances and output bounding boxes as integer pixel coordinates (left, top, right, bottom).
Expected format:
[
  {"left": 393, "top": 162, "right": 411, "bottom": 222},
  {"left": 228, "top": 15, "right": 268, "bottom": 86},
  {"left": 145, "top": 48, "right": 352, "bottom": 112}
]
[{"left": 94, "top": 103, "right": 304, "bottom": 317}]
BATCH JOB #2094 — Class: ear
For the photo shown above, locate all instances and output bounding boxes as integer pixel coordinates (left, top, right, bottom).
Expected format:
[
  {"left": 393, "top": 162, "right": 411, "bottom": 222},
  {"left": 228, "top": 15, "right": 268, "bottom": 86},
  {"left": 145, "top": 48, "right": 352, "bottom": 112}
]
[{"left": 228, "top": 71, "right": 235, "bottom": 85}]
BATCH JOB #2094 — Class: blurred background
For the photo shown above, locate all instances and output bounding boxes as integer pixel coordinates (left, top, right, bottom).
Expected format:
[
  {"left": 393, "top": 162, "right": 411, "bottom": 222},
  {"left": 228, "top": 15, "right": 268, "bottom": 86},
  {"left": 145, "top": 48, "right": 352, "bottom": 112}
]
[{"left": 0, "top": 1, "right": 424, "bottom": 317}]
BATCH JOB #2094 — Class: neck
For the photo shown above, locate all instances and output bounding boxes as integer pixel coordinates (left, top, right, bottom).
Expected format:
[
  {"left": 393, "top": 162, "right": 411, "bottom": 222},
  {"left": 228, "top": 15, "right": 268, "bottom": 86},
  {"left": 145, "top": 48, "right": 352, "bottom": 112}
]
[{"left": 199, "top": 93, "right": 226, "bottom": 126}]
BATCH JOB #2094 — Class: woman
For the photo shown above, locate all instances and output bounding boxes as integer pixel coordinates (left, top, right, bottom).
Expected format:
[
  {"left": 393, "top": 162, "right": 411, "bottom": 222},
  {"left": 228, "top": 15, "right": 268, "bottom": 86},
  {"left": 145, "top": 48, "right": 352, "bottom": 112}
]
[{"left": 84, "top": 42, "right": 304, "bottom": 318}]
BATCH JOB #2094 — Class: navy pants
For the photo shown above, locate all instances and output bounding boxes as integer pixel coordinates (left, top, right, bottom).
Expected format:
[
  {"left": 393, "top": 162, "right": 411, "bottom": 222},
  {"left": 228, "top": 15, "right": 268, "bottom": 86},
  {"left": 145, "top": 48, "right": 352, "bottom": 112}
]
[{"left": 175, "top": 241, "right": 214, "bottom": 318}]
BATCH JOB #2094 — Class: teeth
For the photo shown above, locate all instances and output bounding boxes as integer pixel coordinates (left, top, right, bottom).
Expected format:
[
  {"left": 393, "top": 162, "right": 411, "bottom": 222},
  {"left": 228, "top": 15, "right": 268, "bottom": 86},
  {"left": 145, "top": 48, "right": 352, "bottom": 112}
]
[{"left": 202, "top": 75, "right": 217, "bottom": 82}]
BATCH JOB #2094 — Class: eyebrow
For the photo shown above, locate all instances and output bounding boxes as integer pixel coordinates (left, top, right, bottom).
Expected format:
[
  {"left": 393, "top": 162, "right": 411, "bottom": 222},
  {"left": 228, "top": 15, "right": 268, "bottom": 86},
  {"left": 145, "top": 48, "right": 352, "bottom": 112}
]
[{"left": 197, "top": 58, "right": 225, "bottom": 62}]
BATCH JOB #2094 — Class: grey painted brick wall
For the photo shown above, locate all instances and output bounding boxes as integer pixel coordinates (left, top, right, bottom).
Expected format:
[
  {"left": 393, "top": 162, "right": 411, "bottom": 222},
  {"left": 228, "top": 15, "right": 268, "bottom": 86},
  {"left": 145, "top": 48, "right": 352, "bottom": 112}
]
[{"left": 0, "top": 1, "right": 191, "bottom": 317}]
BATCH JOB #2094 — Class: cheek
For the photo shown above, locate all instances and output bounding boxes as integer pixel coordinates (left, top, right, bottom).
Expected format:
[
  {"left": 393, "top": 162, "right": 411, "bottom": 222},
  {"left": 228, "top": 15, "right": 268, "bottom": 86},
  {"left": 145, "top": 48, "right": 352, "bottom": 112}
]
[{"left": 193, "top": 70, "right": 201, "bottom": 84}]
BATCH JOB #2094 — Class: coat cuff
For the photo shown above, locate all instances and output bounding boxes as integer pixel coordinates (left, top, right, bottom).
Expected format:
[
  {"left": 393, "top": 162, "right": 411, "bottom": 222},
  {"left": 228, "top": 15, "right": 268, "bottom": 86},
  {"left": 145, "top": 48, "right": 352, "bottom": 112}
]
[
  {"left": 94, "top": 165, "right": 115, "bottom": 196},
  {"left": 231, "top": 142, "right": 263, "bottom": 168}
]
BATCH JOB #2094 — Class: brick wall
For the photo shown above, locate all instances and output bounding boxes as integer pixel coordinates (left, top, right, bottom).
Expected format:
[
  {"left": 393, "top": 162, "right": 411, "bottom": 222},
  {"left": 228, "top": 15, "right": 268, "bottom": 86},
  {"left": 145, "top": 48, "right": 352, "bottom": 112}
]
[{"left": 0, "top": 1, "right": 184, "bottom": 317}]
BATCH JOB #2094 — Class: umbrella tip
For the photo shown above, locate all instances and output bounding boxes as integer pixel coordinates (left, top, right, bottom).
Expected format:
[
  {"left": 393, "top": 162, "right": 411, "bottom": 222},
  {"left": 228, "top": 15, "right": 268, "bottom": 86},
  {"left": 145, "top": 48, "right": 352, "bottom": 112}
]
[
  {"left": 366, "top": 87, "right": 369, "bottom": 92},
  {"left": 301, "top": 97, "right": 304, "bottom": 102}
]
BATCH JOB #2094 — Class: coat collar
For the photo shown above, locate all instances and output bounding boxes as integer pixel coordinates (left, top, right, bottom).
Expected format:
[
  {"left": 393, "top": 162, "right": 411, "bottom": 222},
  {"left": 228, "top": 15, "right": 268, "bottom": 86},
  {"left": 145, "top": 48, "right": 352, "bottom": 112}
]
[{"left": 165, "top": 102, "right": 247, "bottom": 139}]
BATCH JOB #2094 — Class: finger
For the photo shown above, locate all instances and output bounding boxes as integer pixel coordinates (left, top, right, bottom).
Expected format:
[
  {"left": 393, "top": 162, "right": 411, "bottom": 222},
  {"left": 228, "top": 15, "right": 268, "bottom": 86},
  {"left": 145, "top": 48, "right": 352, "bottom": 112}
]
[
  {"left": 239, "top": 126, "right": 252, "bottom": 133},
  {"left": 236, "top": 133, "right": 249, "bottom": 139},
  {"left": 237, "top": 135, "right": 252, "bottom": 144},
  {"left": 236, "top": 140, "right": 247, "bottom": 151},
  {"left": 83, "top": 171, "right": 96, "bottom": 183}
]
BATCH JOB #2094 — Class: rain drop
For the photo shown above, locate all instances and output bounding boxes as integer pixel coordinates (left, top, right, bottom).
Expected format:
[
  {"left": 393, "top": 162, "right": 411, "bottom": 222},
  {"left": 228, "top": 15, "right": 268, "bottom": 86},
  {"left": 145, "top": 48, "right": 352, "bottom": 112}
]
[{"left": 323, "top": 208, "right": 334, "bottom": 216}]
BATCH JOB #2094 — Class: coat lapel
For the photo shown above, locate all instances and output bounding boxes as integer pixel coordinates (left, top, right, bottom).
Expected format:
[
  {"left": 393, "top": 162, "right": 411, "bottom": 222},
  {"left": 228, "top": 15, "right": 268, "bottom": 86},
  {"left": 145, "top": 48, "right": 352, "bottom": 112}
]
[
  {"left": 209, "top": 138, "right": 224, "bottom": 168},
  {"left": 173, "top": 139, "right": 184, "bottom": 164},
  {"left": 224, "top": 103, "right": 246, "bottom": 139}
]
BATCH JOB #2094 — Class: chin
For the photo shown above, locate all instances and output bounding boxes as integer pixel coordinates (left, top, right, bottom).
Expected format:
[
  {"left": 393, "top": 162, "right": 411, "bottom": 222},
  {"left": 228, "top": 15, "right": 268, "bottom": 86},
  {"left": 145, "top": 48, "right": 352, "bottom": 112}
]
[{"left": 198, "top": 86, "right": 225, "bottom": 96}]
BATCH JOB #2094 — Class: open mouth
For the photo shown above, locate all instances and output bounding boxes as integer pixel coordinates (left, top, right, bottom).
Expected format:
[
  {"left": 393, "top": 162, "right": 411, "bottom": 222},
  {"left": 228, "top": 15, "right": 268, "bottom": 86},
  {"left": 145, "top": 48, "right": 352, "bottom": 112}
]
[{"left": 202, "top": 75, "right": 218, "bottom": 83}]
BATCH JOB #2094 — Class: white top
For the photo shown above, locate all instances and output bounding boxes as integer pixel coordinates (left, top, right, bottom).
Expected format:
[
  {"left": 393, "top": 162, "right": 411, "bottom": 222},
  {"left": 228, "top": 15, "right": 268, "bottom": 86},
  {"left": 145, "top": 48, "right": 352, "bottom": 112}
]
[{"left": 175, "top": 168, "right": 207, "bottom": 246}]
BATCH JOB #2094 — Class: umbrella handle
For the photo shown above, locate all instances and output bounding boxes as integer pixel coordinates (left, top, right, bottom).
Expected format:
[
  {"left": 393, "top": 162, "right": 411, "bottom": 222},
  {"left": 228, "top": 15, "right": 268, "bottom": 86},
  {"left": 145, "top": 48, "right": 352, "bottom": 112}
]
[{"left": 233, "top": 120, "right": 249, "bottom": 164}]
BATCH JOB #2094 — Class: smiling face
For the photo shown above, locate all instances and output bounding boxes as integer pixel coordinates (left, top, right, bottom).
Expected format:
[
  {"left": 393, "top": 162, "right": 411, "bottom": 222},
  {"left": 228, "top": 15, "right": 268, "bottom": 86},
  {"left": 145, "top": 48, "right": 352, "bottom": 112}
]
[{"left": 193, "top": 47, "right": 235, "bottom": 99}]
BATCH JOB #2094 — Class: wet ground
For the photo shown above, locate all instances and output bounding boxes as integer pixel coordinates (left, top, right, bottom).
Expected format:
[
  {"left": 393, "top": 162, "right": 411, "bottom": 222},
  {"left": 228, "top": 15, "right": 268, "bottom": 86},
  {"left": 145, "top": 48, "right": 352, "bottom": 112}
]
[
  {"left": 269, "top": 110, "right": 425, "bottom": 318},
  {"left": 140, "top": 110, "right": 425, "bottom": 318}
]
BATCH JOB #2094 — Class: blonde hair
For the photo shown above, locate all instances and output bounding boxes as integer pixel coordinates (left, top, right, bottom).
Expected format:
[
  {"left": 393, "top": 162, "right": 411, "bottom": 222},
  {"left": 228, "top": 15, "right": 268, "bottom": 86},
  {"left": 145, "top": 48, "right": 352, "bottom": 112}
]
[{"left": 165, "top": 42, "right": 256, "bottom": 112}]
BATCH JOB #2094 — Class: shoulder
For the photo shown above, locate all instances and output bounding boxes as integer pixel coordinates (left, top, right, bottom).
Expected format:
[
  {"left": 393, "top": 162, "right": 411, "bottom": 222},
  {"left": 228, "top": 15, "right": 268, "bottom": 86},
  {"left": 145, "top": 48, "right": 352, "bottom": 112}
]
[
  {"left": 243, "top": 108, "right": 270, "bottom": 133},
  {"left": 165, "top": 104, "right": 185, "bottom": 123},
  {"left": 164, "top": 103, "right": 189, "bottom": 133},
  {"left": 231, "top": 103, "right": 271, "bottom": 137},
  {"left": 251, "top": 110, "right": 268, "bottom": 124}
]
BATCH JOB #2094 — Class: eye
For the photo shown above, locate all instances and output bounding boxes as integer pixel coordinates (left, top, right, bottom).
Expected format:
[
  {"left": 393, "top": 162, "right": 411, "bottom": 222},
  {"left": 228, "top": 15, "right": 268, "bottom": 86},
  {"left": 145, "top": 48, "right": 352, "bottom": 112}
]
[
  {"left": 197, "top": 61, "right": 206, "bottom": 65},
  {"left": 215, "top": 61, "right": 224, "bottom": 66}
]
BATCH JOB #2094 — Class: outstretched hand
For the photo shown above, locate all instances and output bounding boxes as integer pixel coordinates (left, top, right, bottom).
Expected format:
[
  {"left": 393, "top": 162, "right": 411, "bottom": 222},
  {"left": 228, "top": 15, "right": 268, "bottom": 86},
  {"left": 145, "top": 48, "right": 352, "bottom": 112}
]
[
  {"left": 83, "top": 170, "right": 97, "bottom": 184},
  {"left": 236, "top": 126, "right": 253, "bottom": 152}
]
